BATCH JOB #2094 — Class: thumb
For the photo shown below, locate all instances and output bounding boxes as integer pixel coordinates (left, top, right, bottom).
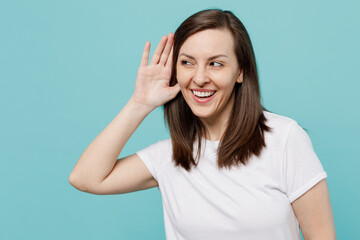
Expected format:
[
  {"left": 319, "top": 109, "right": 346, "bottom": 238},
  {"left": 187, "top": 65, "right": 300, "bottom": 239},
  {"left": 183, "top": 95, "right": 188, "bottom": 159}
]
[{"left": 169, "top": 83, "right": 181, "bottom": 98}]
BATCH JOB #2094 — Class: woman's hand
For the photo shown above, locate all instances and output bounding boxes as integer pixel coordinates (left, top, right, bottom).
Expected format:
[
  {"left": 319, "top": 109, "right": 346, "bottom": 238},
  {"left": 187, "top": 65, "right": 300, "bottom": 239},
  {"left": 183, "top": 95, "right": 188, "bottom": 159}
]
[{"left": 131, "top": 32, "right": 180, "bottom": 111}]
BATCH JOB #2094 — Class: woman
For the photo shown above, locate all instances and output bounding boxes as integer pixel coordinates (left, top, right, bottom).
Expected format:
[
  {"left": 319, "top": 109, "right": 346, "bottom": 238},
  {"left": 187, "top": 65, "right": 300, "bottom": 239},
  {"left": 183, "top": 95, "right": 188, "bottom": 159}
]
[{"left": 69, "top": 9, "right": 336, "bottom": 240}]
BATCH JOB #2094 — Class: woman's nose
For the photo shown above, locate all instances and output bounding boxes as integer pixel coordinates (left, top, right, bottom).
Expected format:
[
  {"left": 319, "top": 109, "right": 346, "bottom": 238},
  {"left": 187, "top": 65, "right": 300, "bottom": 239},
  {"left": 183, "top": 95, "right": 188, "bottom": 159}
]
[{"left": 193, "top": 66, "right": 210, "bottom": 86}]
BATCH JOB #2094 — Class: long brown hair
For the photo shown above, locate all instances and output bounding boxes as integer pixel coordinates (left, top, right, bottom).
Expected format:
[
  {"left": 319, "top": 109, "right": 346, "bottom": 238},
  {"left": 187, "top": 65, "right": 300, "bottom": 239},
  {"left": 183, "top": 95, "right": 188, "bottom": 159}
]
[{"left": 164, "top": 9, "right": 271, "bottom": 171}]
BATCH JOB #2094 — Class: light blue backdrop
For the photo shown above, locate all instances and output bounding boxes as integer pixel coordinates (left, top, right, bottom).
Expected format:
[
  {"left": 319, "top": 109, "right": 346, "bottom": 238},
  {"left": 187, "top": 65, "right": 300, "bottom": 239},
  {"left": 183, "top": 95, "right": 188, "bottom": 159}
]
[{"left": 1, "top": 0, "right": 358, "bottom": 239}]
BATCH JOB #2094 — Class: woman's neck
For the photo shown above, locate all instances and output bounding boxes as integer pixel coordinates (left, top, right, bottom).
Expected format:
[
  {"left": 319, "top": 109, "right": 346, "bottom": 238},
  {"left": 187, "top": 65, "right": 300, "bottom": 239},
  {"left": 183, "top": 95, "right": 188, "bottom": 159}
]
[{"left": 200, "top": 112, "right": 230, "bottom": 141}]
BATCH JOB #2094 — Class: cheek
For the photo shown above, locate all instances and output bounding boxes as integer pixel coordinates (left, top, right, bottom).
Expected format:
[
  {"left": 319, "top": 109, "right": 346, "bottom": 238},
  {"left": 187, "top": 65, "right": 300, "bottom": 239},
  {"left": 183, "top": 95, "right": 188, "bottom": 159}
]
[
  {"left": 216, "top": 77, "right": 237, "bottom": 95},
  {"left": 214, "top": 74, "right": 234, "bottom": 87},
  {"left": 176, "top": 75, "right": 188, "bottom": 94},
  {"left": 176, "top": 69, "right": 191, "bottom": 88}
]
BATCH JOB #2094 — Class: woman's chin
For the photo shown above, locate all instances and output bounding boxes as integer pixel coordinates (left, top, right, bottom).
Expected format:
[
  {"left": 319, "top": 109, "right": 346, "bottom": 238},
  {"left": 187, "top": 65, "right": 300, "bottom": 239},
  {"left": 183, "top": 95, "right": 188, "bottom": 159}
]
[{"left": 189, "top": 108, "right": 215, "bottom": 120}]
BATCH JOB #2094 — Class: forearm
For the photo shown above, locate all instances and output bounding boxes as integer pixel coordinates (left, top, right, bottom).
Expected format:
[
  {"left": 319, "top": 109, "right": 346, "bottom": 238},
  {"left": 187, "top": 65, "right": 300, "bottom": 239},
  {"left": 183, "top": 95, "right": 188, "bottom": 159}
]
[{"left": 69, "top": 97, "right": 153, "bottom": 188}]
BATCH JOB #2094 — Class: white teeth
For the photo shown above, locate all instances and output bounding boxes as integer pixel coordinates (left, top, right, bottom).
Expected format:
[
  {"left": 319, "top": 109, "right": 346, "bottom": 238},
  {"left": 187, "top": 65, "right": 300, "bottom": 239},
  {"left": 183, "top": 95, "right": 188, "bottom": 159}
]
[{"left": 192, "top": 90, "right": 216, "bottom": 97}]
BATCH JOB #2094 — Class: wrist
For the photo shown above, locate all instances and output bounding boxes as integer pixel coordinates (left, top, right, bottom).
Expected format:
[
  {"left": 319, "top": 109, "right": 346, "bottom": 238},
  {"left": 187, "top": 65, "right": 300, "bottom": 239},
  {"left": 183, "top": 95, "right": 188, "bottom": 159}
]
[{"left": 127, "top": 96, "right": 156, "bottom": 114}]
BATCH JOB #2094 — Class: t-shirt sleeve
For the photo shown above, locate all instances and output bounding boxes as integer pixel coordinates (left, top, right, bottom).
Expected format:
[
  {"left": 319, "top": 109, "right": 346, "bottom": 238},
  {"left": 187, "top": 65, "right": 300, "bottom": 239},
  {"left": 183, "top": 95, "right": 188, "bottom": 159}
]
[
  {"left": 135, "top": 139, "right": 170, "bottom": 182},
  {"left": 284, "top": 122, "right": 327, "bottom": 203}
]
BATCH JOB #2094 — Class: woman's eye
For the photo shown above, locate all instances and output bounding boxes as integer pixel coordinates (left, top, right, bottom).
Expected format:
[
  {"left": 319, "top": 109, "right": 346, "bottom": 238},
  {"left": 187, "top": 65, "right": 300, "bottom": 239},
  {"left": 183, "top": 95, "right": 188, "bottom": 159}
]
[
  {"left": 211, "top": 62, "right": 223, "bottom": 67},
  {"left": 181, "top": 60, "right": 192, "bottom": 65}
]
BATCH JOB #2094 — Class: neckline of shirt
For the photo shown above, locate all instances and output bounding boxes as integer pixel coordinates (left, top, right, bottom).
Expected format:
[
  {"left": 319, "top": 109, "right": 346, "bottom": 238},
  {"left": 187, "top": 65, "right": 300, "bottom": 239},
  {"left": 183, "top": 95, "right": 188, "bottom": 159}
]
[
  {"left": 204, "top": 138, "right": 220, "bottom": 145},
  {"left": 201, "top": 138, "right": 219, "bottom": 159}
]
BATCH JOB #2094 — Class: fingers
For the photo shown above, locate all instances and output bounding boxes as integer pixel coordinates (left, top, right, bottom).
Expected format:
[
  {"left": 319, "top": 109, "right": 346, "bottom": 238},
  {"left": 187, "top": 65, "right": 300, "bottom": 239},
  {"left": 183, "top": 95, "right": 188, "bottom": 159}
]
[
  {"left": 149, "top": 35, "right": 168, "bottom": 65},
  {"left": 165, "top": 44, "right": 174, "bottom": 70},
  {"left": 140, "top": 41, "right": 150, "bottom": 66},
  {"left": 141, "top": 33, "right": 174, "bottom": 67},
  {"left": 169, "top": 83, "right": 181, "bottom": 98},
  {"left": 159, "top": 32, "right": 174, "bottom": 66}
]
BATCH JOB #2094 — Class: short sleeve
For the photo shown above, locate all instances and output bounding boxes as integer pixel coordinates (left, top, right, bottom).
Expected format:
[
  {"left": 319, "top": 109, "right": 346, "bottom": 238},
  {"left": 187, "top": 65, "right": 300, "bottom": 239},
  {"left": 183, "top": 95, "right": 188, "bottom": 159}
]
[
  {"left": 136, "top": 139, "right": 171, "bottom": 182},
  {"left": 284, "top": 123, "right": 327, "bottom": 203}
]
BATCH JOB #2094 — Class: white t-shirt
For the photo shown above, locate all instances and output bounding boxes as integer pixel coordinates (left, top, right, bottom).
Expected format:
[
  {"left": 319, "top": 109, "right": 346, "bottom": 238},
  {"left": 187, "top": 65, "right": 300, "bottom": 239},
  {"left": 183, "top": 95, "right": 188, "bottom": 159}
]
[{"left": 136, "top": 111, "right": 327, "bottom": 240}]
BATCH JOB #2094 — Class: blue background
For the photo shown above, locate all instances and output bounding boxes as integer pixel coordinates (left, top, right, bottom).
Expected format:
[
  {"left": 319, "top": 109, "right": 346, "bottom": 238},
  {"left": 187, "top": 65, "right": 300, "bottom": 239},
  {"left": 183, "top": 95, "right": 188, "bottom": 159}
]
[{"left": 1, "top": 0, "right": 358, "bottom": 239}]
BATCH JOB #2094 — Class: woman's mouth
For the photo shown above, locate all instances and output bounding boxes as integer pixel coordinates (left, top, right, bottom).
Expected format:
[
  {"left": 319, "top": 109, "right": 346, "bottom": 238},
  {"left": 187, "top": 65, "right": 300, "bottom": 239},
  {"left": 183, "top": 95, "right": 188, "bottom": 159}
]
[{"left": 191, "top": 90, "right": 217, "bottom": 103}]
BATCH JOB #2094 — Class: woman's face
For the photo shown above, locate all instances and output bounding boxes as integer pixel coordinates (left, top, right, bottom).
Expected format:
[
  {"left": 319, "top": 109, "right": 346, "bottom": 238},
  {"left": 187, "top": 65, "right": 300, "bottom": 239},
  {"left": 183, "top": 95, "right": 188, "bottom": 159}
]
[{"left": 176, "top": 28, "right": 243, "bottom": 123}]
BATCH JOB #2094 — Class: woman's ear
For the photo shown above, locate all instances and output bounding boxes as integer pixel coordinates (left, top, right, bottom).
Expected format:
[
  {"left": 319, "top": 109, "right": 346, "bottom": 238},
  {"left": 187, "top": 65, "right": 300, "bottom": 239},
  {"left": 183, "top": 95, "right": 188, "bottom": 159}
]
[{"left": 236, "top": 70, "right": 243, "bottom": 83}]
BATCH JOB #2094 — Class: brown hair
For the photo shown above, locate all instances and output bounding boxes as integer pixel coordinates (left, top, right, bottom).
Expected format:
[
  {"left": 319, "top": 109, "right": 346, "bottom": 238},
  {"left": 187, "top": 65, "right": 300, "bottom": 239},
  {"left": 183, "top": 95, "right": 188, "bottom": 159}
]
[{"left": 164, "top": 9, "right": 271, "bottom": 171}]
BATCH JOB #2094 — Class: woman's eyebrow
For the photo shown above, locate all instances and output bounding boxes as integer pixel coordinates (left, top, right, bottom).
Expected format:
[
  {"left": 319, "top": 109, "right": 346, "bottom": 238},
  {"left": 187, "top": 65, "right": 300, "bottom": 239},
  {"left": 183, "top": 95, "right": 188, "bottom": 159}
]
[{"left": 179, "top": 53, "right": 229, "bottom": 60}]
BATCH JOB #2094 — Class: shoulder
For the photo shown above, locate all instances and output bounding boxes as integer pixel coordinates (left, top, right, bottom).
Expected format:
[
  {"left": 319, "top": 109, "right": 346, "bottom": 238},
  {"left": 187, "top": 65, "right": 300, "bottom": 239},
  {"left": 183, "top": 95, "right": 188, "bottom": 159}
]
[
  {"left": 263, "top": 110, "right": 298, "bottom": 129},
  {"left": 263, "top": 110, "right": 301, "bottom": 133},
  {"left": 136, "top": 138, "right": 173, "bottom": 167},
  {"left": 262, "top": 110, "right": 300, "bottom": 146},
  {"left": 136, "top": 138, "right": 172, "bottom": 155},
  {"left": 156, "top": 138, "right": 172, "bottom": 148},
  {"left": 147, "top": 138, "right": 173, "bottom": 156}
]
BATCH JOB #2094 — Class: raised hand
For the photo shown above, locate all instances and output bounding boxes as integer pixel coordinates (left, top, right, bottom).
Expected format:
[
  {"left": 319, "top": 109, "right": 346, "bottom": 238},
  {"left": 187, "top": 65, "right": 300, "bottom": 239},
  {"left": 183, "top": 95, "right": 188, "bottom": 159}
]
[{"left": 131, "top": 32, "right": 180, "bottom": 111}]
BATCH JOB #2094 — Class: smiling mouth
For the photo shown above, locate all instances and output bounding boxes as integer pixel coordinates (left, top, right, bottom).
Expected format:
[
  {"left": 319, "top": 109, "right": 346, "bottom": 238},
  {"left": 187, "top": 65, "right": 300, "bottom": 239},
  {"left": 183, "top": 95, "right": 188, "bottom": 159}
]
[{"left": 191, "top": 90, "right": 216, "bottom": 98}]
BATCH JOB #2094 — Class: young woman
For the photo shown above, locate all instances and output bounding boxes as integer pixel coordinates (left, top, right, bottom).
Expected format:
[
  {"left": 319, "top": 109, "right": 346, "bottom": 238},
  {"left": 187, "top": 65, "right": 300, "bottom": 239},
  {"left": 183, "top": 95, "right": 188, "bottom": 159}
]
[{"left": 69, "top": 9, "right": 336, "bottom": 240}]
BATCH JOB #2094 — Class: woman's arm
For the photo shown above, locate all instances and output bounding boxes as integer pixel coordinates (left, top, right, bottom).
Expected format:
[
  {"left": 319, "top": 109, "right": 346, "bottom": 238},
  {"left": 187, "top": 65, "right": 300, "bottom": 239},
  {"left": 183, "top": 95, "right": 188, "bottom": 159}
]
[
  {"left": 68, "top": 32, "right": 180, "bottom": 194},
  {"left": 291, "top": 179, "right": 337, "bottom": 240},
  {"left": 68, "top": 99, "right": 152, "bottom": 192}
]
